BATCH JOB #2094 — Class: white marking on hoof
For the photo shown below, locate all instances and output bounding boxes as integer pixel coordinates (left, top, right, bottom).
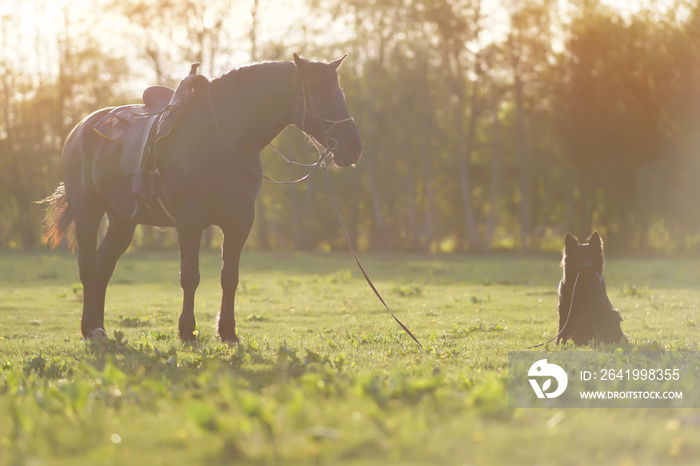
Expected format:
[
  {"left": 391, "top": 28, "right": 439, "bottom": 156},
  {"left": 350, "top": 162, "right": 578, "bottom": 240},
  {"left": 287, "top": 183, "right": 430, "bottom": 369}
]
[{"left": 89, "top": 328, "right": 107, "bottom": 340}]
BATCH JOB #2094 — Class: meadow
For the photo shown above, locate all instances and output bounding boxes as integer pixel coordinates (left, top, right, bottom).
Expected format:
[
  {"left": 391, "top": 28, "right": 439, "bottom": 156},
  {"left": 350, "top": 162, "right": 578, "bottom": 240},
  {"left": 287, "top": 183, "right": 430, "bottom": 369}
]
[{"left": 1, "top": 249, "right": 699, "bottom": 465}]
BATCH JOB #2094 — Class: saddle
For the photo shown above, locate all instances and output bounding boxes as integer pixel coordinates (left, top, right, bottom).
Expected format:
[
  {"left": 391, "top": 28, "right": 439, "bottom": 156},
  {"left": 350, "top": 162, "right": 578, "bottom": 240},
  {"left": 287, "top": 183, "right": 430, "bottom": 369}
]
[{"left": 93, "top": 63, "right": 210, "bottom": 222}]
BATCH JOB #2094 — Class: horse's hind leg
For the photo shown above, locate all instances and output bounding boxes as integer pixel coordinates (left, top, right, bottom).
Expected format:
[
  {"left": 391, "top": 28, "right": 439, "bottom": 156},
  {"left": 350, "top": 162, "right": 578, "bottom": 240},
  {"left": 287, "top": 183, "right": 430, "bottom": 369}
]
[
  {"left": 72, "top": 198, "right": 107, "bottom": 338},
  {"left": 95, "top": 213, "right": 137, "bottom": 329}
]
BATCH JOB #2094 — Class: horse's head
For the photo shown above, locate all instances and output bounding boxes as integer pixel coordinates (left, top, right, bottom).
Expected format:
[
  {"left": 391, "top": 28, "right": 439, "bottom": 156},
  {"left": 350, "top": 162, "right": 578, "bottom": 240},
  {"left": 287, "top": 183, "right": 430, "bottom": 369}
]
[{"left": 293, "top": 54, "right": 362, "bottom": 167}]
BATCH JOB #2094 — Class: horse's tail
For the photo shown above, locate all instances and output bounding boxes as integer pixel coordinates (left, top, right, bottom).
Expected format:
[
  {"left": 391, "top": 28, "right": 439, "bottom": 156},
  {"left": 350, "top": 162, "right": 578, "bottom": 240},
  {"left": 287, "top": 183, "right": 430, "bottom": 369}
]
[{"left": 35, "top": 183, "right": 75, "bottom": 250}]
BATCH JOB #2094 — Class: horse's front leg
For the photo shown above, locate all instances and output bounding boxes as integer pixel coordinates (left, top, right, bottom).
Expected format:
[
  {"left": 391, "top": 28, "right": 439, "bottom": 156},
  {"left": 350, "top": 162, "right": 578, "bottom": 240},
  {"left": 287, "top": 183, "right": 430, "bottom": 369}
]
[
  {"left": 218, "top": 210, "right": 255, "bottom": 342},
  {"left": 177, "top": 206, "right": 203, "bottom": 341}
]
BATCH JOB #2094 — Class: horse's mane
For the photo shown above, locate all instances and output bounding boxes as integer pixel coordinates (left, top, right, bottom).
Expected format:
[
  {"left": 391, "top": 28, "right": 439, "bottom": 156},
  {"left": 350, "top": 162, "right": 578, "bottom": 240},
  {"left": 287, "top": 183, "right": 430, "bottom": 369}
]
[
  {"left": 207, "top": 60, "right": 300, "bottom": 150},
  {"left": 212, "top": 61, "right": 298, "bottom": 97}
]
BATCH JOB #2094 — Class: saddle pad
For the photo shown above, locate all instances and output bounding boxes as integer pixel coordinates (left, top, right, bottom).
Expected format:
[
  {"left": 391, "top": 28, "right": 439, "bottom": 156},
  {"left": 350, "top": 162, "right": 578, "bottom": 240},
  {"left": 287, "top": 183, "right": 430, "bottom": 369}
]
[
  {"left": 93, "top": 106, "right": 139, "bottom": 143},
  {"left": 93, "top": 105, "right": 160, "bottom": 175}
]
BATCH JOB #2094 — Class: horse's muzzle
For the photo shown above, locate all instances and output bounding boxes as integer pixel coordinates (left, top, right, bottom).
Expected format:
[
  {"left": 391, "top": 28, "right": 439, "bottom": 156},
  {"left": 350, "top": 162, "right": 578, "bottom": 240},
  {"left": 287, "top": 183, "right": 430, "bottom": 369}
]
[{"left": 331, "top": 136, "right": 362, "bottom": 167}]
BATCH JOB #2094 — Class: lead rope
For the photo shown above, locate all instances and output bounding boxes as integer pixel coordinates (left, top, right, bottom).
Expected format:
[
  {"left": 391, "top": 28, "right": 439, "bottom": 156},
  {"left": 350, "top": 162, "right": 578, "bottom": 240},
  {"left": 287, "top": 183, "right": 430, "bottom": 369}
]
[
  {"left": 527, "top": 270, "right": 604, "bottom": 349},
  {"left": 300, "top": 84, "right": 422, "bottom": 348},
  {"left": 321, "top": 161, "right": 423, "bottom": 349},
  {"left": 528, "top": 272, "right": 582, "bottom": 349}
]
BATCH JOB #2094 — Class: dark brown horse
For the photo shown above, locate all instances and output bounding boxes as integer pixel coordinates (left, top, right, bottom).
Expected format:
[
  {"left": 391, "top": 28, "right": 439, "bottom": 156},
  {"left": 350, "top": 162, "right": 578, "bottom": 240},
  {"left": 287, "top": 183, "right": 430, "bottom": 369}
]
[{"left": 39, "top": 54, "right": 362, "bottom": 341}]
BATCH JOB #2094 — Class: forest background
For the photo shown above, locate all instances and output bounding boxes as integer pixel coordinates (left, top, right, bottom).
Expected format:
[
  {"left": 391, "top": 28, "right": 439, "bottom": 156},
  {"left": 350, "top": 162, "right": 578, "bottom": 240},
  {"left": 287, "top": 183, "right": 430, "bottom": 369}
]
[{"left": 1, "top": 0, "right": 699, "bottom": 255}]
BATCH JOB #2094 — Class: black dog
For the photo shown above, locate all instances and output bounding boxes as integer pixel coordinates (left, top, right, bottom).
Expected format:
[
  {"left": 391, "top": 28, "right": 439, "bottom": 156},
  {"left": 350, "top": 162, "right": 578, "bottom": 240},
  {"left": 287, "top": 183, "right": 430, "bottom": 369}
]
[{"left": 556, "top": 232, "right": 626, "bottom": 345}]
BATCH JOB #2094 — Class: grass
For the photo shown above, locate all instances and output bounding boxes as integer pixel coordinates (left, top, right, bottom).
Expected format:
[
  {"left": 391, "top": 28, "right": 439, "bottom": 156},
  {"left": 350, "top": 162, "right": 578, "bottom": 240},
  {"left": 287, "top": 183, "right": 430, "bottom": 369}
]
[{"left": 0, "top": 249, "right": 699, "bottom": 465}]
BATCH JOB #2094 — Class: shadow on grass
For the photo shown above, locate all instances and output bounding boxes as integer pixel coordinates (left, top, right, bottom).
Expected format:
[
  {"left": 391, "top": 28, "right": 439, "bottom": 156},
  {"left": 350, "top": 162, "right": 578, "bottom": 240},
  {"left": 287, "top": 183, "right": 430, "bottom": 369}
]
[{"left": 79, "top": 333, "right": 316, "bottom": 390}]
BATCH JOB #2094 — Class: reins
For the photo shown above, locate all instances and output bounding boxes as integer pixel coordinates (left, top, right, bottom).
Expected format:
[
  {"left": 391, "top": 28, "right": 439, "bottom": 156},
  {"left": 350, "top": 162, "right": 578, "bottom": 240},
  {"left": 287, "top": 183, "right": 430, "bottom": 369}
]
[
  {"left": 206, "top": 76, "right": 423, "bottom": 349},
  {"left": 321, "top": 160, "right": 423, "bottom": 349},
  {"left": 527, "top": 270, "right": 603, "bottom": 349},
  {"left": 207, "top": 90, "right": 329, "bottom": 185}
]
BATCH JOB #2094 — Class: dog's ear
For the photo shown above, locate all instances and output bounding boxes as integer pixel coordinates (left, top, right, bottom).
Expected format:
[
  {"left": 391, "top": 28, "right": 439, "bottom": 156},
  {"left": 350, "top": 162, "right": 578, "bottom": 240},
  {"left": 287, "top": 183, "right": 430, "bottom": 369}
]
[
  {"left": 565, "top": 233, "right": 578, "bottom": 251},
  {"left": 588, "top": 232, "right": 603, "bottom": 251}
]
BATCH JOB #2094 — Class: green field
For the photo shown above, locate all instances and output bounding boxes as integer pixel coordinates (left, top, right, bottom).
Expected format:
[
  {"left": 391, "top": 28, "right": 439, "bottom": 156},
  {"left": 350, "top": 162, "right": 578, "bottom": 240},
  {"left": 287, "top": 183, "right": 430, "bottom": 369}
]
[{"left": 1, "top": 250, "right": 699, "bottom": 465}]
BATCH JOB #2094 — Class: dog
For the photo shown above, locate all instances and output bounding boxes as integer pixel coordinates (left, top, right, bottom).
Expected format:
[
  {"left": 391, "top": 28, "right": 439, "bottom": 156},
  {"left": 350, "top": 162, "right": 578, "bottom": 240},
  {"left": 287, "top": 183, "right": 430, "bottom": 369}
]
[{"left": 556, "top": 232, "right": 627, "bottom": 345}]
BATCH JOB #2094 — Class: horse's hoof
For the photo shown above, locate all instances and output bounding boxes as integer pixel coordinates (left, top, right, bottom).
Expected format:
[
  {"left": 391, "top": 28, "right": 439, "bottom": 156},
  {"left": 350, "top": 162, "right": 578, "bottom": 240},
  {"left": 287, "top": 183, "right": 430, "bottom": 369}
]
[
  {"left": 86, "top": 328, "right": 107, "bottom": 340},
  {"left": 179, "top": 330, "right": 199, "bottom": 342},
  {"left": 219, "top": 331, "right": 239, "bottom": 344}
]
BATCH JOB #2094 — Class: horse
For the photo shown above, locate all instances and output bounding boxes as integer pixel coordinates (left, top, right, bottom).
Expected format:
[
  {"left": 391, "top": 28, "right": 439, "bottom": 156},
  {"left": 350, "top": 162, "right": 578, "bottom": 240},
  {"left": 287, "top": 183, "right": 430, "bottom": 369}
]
[{"left": 38, "top": 54, "right": 362, "bottom": 342}]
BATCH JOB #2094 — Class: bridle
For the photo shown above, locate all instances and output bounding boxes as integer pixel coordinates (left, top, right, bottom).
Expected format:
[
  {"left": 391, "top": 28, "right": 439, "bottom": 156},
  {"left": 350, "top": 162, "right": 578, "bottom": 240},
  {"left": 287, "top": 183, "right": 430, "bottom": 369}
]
[{"left": 294, "top": 80, "right": 355, "bottom": 155}]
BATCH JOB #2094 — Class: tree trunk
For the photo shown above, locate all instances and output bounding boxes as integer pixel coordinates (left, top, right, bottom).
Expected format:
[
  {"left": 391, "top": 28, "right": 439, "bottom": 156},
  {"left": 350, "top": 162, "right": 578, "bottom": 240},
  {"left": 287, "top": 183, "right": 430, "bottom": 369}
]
[
  {"left": 422, "top": 117, "right": 435, "bottom": 252},
  {"left": 456, "top": 90, "right": 480, "bottom": 250},
  {"left": 367, "top": 152, "right": 385, "bottom": 250},
  {"left": 364, "top": 81, "right": 385, "bottom": 250},
  {"left": 289, "top": 182, "right": 300, "bottom": 250},
  {"left": 406, "top": 161, "right": 418, "bottom": 250},
  {"left": 514, "top": 69, "right": 531, "bottom": 251},
  {"left": 484, "top": 110, "right": 501, "bottom": 251},
  {"left": 255, "top": 200, "right": 272, "bottom": 249},
  {"left": 201, "top": 226, "right": 215, "bottom": 250}
]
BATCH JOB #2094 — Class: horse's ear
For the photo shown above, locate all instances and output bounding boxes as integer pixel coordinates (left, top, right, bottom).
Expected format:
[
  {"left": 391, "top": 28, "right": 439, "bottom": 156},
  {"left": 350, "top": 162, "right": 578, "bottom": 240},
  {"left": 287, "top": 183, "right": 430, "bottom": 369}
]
[
  {"left": 293, "top": 53, "right": 308, "bottom": 69},
  {"left": 328, "top": 54, "right": 347, "bottom": 70},
  {"left": 565, "top": 233, "right": 578, "bottom": 251},
  {"left": 294, "top": 53, "right": 314, "bottom": 78}
]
